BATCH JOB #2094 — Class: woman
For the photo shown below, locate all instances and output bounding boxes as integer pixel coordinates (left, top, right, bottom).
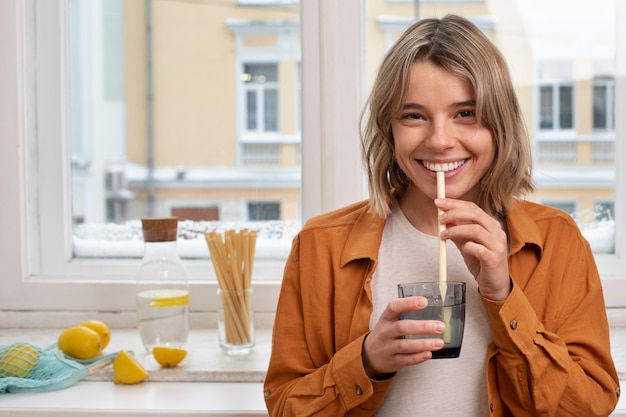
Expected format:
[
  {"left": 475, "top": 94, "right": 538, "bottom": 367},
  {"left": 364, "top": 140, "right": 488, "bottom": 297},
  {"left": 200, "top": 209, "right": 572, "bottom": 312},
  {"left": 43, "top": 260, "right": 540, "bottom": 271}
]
[{"left": 264, "top": 14, "right": 620, "bottom": 416}]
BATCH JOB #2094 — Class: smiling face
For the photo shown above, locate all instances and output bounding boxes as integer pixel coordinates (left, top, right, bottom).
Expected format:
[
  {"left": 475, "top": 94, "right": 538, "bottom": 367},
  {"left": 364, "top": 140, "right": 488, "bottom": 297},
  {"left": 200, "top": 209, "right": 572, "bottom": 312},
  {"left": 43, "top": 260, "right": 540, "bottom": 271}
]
[{"left": 391, "top": 60, "right": 495, "bottom": 207}]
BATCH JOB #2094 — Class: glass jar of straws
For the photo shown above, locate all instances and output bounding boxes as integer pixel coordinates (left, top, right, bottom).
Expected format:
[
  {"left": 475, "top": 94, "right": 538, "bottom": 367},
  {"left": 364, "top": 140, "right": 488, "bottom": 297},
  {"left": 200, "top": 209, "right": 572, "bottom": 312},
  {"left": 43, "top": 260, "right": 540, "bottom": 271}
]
[{"left": 205, "top": 229, "right": 256, "bottom": 354}]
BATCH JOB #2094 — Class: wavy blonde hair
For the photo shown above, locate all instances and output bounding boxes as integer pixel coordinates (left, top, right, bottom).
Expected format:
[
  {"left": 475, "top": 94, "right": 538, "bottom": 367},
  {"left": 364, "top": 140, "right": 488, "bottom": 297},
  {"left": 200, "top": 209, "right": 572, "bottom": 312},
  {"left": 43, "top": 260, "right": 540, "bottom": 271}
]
[{"left": 361, "top": 14, "right": 533, "bottom": 217}]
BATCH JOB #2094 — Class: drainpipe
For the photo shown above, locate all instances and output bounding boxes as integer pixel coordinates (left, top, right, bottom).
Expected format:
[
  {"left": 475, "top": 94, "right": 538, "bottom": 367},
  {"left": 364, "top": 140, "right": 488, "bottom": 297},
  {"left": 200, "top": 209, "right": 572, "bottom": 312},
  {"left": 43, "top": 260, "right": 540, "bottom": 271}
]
[{"left": 146, "top": 0, "right": 155, "bottom": 215}]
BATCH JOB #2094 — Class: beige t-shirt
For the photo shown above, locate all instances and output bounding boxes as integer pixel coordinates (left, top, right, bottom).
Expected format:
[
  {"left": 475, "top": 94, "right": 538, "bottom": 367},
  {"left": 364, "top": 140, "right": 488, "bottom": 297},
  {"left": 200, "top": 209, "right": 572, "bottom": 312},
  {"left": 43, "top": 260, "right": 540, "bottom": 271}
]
[{"left": 370, "top": 206, "right": 493, "bottom": 417}]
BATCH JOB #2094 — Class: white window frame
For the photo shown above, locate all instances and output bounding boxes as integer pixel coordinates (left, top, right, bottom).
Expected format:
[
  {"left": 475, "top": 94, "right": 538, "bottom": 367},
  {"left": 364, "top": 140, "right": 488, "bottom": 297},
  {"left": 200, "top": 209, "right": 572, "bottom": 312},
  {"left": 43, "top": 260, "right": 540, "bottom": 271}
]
[
  {"left": 0, "top": 0, "right": 364, "bottom": 313},
  {"left": 0, "top": 0, "right": 624, "bottom": 315}
]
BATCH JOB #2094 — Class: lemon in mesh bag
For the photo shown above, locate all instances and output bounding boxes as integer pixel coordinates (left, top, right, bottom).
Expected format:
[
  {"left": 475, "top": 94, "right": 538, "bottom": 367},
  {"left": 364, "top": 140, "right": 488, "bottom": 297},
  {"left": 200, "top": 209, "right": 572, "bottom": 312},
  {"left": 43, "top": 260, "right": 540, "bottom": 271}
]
[{"left": 0, "top": 343, "right": 114, "bottom": 394}]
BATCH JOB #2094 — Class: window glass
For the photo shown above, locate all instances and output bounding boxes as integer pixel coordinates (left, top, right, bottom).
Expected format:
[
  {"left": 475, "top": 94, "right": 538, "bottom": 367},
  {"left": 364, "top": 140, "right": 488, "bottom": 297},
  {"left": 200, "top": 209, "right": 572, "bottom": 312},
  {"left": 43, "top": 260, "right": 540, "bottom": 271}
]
[
  {"left": 3, "top": 0, "right": 624, "bottom": 312},
  {"left": 365, "top": 0, "right": 618, "bottom": 257},
  {"left": 593, "top": 77, "right": 615, "bottom": 131},
  {"left": 539, "top": 86, "right": 554, "bottom": 129},
  {"left": 558, "top": 85, "right": 574, "bottom": 129},
  {"left": 243, "top": 63, "right": 279, "bottom": 133},
  {"left": 69, "top": 0, "right": 301, "bottom": 265},
  {"left": 594, "top": 84, "right": 609, "bottom": 129},
  {"left": 66, "top": 0, "right": 619, "bottom": 264}
]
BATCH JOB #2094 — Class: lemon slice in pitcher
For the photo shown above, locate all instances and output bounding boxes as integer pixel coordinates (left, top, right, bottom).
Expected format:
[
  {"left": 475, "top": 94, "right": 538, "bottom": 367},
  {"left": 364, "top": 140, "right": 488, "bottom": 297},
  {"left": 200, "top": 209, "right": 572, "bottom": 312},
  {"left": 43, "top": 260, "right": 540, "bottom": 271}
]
[{"left": 150, "top": 289, "right": 190, "bottom": 308}]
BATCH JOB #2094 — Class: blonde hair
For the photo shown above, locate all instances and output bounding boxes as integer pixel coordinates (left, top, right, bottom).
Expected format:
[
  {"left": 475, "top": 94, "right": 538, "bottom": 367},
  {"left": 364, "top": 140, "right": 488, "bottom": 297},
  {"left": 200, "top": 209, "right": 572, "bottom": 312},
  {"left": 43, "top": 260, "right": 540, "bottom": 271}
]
[{"left": 361, "top": 14, "right": 533, "bottom": 217}]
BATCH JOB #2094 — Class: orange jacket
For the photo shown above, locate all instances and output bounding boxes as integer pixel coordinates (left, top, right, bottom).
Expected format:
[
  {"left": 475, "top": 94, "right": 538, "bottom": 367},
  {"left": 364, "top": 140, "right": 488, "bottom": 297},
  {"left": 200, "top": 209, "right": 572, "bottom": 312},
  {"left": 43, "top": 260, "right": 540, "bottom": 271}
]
[{"left": 264, "top": 199, "right": 620, "bottom": 416}]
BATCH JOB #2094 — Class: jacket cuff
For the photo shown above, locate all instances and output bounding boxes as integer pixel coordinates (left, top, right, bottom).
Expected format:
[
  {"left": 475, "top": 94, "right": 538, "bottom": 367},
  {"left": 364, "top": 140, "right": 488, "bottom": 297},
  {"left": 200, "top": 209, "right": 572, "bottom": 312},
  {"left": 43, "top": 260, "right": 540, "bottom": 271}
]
[
  {"left": 480, "top": 279, "right": 544, "bottom": 353},
  {"left": 330, "top": 333, "right": 394, "bottom": 410}
]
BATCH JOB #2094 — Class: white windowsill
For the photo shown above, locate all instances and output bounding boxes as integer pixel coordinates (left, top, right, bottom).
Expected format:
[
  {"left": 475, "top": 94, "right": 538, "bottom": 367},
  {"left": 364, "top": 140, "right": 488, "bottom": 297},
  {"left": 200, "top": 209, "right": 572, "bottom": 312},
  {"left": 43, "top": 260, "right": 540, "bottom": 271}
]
[
  {"left": 0, "top": 317, "right": 624, "bottom": 416},
  {"left": 0, "top": 328, "right": 270, "bottom": 416}
]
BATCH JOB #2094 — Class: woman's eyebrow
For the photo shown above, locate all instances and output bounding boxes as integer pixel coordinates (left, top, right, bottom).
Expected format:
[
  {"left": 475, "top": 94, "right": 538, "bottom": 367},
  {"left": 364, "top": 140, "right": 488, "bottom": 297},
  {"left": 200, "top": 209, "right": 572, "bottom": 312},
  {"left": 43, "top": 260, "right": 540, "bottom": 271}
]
[
  {"left": 450, "top": 100, "right": 476, "bottom": 108},
  {"left": 400, "top": 100, "right": 476, "bottom": 110},
  {"left": 400, "top": 102, "right": 425, "bottom": 110}
]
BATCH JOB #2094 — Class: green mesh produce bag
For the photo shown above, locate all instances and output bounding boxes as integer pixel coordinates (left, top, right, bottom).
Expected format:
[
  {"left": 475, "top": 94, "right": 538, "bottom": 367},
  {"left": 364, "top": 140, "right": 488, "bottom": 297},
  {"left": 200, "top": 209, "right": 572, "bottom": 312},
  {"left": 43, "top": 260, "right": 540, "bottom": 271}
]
[{"left": 0, "top": 343, "right": 115, "bottom": 394}]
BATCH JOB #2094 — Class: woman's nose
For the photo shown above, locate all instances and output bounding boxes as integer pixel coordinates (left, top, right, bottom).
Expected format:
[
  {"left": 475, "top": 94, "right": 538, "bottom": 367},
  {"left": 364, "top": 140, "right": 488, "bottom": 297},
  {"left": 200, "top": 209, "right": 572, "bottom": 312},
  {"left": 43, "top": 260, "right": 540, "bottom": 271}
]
[{"left": 425, "top": 120, "right": 455, "bottom": 150}]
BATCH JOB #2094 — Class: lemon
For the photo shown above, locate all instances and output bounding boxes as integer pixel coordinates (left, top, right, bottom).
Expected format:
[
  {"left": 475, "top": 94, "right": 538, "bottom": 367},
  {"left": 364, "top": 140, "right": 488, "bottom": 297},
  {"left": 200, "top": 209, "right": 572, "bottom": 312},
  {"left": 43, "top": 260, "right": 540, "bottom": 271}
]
[
  {"left": 113, "top": 349, "right": 149, "bottom": 384},
  {"left": 152, "top": 346, "right": 187, "bottom": 368},
  {"left": 0, "top": 343, "right": 41, "bottom": 378},
  {"left": 79, "top": 320, "right": 111, "bottom": 350},
  {"left": 57, "top": 326, "right": 102, "bottom": 360}
]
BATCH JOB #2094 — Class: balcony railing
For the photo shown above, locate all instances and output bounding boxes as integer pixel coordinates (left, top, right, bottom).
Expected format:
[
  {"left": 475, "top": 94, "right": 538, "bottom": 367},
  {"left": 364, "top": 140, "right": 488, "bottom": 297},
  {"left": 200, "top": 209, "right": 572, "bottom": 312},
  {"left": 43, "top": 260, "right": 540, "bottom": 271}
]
[{"left": 536, "top": 133, "right": 615, "bottom": 164}]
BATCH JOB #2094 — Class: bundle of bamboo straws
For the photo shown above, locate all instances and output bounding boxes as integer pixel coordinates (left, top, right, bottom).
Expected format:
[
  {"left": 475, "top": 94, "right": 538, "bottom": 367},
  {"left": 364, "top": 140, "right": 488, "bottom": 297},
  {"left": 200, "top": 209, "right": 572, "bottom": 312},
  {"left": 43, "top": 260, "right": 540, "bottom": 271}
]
[{"left": 205, "top": 229, "right": 257, "bottom": 346}]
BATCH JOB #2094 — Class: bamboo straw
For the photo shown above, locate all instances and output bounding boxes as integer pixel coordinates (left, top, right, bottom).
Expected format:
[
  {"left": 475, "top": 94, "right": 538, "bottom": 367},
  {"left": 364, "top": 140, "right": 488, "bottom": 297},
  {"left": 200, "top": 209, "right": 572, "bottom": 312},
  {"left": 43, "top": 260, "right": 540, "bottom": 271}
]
[
  {"left": 205, "top": 229, "right": 256, "bottom": 346},
  {"left": 436, "top": 171, "right": 451, "bottom": 343},
  {"left": 436, "top": 171, "right": 447, "bottom": 284}
]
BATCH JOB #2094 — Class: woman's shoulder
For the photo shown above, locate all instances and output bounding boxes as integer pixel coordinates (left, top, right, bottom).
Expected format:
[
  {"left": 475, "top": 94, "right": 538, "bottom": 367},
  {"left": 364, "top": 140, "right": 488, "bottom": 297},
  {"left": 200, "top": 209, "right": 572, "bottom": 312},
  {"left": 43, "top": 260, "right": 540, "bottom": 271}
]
[
  {"left": 513, "top": 199, "right": 578, "bottom": 227},
  {"left": 293, "top": 201, "right": 386, "bottom": 260},
  {"left": 300, "top": 199, "right": 381, "bottom": 231},
  {"left": 508, "top": 199, "right": 583, "bottom": 247}
]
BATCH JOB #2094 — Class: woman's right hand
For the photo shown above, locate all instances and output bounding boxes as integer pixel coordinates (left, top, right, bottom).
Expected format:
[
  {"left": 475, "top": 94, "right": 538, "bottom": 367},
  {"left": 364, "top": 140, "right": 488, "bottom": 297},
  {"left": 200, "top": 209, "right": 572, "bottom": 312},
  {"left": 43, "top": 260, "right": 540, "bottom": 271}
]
[{"left": 361, "top": 296, "right": 446, "bottom": 379}]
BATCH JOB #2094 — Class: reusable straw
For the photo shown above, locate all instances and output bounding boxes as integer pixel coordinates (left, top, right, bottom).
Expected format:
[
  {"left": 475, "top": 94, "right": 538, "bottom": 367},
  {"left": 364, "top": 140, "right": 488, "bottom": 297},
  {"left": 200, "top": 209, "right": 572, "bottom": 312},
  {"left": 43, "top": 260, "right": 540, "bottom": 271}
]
[
  {"left": 436, "top": 171, "right": 447, "bottom": 283},
  {"left": 436, "top": 171, "right": 451, "bottom": 343}
]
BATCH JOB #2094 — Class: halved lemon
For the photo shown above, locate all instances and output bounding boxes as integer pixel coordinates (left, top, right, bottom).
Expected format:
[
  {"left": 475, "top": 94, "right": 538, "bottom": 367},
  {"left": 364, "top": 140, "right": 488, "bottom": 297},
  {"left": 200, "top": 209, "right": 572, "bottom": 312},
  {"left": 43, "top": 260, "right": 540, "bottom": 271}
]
[
  {"left": 152, "top": 346, "right": 187, "bottom": 368},
  {"left": 113, "top": 349, "right": 149, "bottom": 384}
]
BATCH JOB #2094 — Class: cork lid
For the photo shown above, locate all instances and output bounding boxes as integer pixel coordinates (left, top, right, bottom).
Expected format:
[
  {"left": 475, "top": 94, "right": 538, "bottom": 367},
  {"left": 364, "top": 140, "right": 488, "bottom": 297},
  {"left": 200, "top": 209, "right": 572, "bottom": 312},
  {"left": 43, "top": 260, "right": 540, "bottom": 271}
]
[{"left": 141, "top": 217, "right": 179, "bottom": 242}]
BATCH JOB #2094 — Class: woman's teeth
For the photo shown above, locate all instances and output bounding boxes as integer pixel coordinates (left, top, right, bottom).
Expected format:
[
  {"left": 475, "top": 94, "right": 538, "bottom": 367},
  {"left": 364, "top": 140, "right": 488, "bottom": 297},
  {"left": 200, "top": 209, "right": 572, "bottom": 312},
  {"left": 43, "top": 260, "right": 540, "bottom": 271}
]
[{"left": 422, "top": 160, "right": 465, "bottom": 172}]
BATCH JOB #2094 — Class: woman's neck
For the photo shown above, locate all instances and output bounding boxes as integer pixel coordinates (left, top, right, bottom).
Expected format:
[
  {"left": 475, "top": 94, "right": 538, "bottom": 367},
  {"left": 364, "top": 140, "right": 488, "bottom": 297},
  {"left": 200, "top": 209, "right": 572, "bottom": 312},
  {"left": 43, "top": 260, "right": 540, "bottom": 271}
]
[{"left": 398, "top": 186, "right": 440, "bottom": 236}]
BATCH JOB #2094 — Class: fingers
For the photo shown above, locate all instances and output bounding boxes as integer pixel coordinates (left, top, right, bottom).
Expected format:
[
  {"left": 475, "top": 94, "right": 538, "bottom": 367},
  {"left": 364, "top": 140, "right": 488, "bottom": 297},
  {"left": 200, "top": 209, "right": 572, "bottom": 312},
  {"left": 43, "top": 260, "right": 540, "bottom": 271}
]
[
  {"left": 434, "top": 198, "right": 511, "bottom": 300},
  {"left": 436, "top": 199, "right": 503, "bottom": 237},
  {"left": 362, "top": 298, "right": 447, "bottom": 377},
  {"left": 382, "top": 295, "right": 427, "bottom": 320},
  {"left": 434, "top": 198, "right": 506, "bottom": 253}
]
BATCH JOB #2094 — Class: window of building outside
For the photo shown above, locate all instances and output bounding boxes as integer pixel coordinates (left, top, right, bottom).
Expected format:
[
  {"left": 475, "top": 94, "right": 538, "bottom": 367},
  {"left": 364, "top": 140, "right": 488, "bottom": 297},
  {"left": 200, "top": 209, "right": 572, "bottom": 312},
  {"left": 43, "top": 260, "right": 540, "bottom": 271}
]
[
  {"left": 243, "top": 63, "right": 279, "bottom": 133},
  {"left": 539, "top": 84, "right": 574, "bottom": 131},
  {"left": 2, "top": 0, "right": 625, "bottom": 316},
  {"left": 594, "top": 76, "right": 616, "bottom": 131}
]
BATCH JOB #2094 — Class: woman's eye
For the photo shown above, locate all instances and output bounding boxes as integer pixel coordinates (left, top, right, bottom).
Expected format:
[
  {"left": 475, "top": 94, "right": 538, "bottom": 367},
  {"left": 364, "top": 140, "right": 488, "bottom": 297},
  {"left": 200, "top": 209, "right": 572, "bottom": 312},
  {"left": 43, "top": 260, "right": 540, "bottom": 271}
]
[
  {"left": 458, "top": 110, "right": 475, "bottom": 118},
  {"left": 402, "top": 113, "right": 422, "bottom": 120}
]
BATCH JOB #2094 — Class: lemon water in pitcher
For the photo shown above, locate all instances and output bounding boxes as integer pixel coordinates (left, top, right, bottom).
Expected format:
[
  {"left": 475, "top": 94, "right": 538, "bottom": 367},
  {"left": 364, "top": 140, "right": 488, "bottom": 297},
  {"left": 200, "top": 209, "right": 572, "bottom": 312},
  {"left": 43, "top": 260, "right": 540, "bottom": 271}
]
[{"left": 136, "top": 217, "right": 189, "bottom": 351}]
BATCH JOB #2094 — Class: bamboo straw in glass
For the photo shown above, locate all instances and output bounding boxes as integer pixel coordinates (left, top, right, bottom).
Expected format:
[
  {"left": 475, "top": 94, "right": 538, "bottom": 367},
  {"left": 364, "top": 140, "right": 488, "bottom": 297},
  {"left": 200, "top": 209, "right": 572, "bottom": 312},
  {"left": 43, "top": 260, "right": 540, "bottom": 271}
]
[
  {"left": 205, "top": 230, "right": 256, "bottom": 345},
  {"left": 436, "top": 171, "right": 451, "bottom": 343}
]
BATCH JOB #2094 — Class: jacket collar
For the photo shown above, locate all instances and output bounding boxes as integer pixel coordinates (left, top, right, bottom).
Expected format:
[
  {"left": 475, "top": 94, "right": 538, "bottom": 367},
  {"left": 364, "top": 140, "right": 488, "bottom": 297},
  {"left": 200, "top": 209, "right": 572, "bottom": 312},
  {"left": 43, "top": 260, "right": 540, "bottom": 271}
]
[
  {"left": 339, "top": 199, "right": 543, "bottom": 267},
  {"left": 503, "top": 199, "right": 544, "bottom": 257},
  {"left": 340, "top": 203, "right": 386, "bottom": 267}
]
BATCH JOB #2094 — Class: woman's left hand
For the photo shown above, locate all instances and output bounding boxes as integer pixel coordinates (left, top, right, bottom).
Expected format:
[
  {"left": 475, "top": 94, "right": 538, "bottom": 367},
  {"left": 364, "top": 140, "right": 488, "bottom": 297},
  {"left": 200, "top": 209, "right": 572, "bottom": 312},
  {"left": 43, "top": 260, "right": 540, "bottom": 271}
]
[{"left": 435, "top": 198, "right": 511, "bottom": 301}]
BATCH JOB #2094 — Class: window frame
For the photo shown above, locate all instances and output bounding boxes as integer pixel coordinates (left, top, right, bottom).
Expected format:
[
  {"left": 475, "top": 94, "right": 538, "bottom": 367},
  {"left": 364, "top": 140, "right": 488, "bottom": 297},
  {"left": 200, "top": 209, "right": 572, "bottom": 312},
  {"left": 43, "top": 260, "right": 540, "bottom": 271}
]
[
  {"left": 0, "top": 0, "right": 365, "bottom": 314},
  {"left": 1, "top": 0, "right": 625, "bottom": 316}
]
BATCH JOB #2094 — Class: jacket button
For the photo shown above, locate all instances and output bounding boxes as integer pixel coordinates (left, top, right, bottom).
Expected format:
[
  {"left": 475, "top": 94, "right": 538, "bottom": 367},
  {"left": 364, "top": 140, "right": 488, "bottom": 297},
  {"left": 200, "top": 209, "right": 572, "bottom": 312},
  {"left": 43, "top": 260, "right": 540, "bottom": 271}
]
[
  {"left": 490, "top": 403, "right": 494, "bottom": 412},
  {"left": 264, "top": 389, "right": 271, "bottom": 398},
  {"left": 510, "top": 320, "right": 518, "bottom": 330},
  {"left": 356, "top": 385, "right": 363, "bottom": 395},
  {"left": 617, "top": 386, "right": 621, "bottom": 398}
]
